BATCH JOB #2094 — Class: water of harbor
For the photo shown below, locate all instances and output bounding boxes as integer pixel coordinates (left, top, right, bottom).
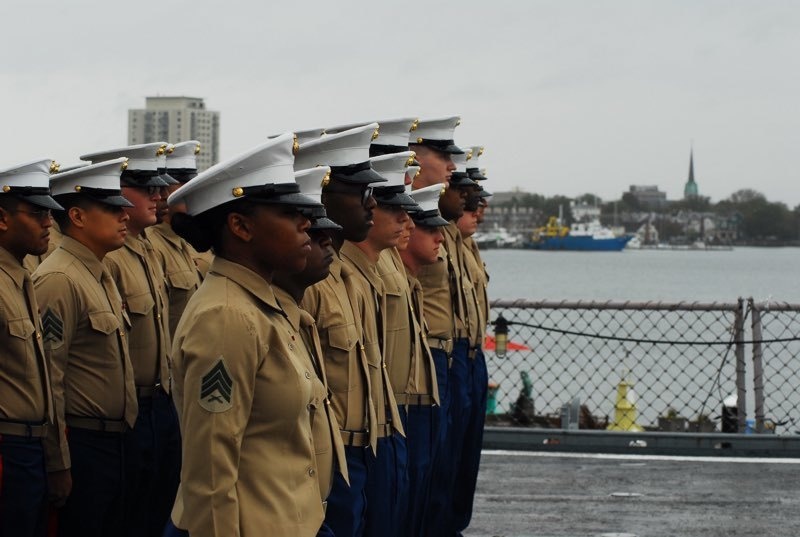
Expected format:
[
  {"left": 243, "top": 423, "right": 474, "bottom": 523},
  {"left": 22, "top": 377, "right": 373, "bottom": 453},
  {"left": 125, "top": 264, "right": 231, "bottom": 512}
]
[{"left": 482, "top": 246, "right": 800, "bottom": 303}]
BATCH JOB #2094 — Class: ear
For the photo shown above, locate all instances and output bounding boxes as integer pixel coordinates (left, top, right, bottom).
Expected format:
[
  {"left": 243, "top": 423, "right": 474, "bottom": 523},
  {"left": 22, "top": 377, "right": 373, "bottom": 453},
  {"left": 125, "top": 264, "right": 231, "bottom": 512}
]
[
  {"left": 227, "top": 211, "right": 254, "bottom": 243},
  {"left": 68, "top": 206, "right": 86, "bottom": 229},
  {"left": 0, "top": 207, "right": 10, "bottom": 232}
]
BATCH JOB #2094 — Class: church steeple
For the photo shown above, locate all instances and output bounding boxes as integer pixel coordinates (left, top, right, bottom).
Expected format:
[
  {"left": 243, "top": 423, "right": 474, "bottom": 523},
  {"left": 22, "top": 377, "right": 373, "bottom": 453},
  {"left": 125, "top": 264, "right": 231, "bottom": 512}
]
[{"left": 684, "top": 146, "right": 698, "bottom": 199}]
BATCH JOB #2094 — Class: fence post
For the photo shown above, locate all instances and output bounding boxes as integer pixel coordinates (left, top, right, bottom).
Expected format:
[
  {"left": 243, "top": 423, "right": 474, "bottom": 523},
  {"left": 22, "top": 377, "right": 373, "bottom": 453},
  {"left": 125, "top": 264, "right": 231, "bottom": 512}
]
[
  {"left": 735, "top": 298, "right": 747, "bottom": 433},
  {"left": 749, "top": 298, "right": 765, "bottom": 434}
]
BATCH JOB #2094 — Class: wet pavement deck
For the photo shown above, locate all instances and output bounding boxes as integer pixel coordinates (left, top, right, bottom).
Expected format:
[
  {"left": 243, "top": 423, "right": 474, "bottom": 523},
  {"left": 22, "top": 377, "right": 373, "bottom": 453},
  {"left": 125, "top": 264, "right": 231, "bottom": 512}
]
[{"left": 465, "top": 450, "right": 800, "bottom": 537}]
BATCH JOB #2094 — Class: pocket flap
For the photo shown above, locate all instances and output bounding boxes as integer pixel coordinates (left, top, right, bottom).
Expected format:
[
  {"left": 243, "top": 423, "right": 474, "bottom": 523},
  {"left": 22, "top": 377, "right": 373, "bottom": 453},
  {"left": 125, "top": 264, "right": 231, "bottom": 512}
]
[
  {"left": 167, "top": 270, "right": 195, "bottom": 291},
  {"left": 7, "top": 318, "right": 34, "bottom": 340},
  {"left": 89, "top": 311, "right": 120, "bottom": 335},
  {"left": 125, "top": 293, "right": 154, "bottom": 316},
  {"left": 327, "top": 323, "right": 357, "bottom": 352}
]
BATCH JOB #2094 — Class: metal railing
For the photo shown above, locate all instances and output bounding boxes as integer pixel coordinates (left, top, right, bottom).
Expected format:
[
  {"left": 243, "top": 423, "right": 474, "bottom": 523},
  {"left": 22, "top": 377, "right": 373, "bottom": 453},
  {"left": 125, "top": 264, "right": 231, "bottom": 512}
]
[{"left": 486, "top": 298, "right": 800, "bottom": 435}]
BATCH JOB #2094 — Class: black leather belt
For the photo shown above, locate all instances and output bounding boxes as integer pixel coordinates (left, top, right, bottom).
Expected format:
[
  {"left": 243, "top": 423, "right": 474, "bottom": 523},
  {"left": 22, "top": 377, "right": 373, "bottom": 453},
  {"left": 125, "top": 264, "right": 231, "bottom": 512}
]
[
  {"left": 394, "top": 393, "right": 435, "bottom": 406},
  {"left": 136, "top": 382, "right": 163, "bottom": 398},
  {"left": 340, "top": 429, "right": 369, "bottom": 447}
]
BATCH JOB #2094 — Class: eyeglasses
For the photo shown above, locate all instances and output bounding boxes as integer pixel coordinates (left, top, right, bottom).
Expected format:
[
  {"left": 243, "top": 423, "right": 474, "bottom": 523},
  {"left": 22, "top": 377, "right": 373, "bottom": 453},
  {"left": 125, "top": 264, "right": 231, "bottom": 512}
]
[
  {"left": 325, "top": 185, "right": 374, "bottom": 207},
  {"left": 13, "top": 208, "right": 52, "bottom": 221}
]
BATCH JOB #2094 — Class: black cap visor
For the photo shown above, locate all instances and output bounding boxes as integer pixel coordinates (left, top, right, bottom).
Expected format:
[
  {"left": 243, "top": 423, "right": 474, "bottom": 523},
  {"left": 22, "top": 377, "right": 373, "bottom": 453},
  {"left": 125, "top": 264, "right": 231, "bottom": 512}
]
[
  {"left": 412, "top": 139, "right": 463, "bottom": 155},
  {"left": 242, "top": 182, "right": 323, "bottom": 209},
  {"left": 329, "top": 161, "right": 388, "bottom": 185},
  {"left": 158, "top": 169, "right": 180, "bottom": 185},
  {"left": 449, "top": 172, "right": 478, "bottom": 188},
  {"left": 20, "top": 193, "right": 65, "bottom": 211},
  {"left": 467, "top": 168, "right": 487, "bottom": 181},
  {"left": 310, "top": 216, "right": 342, "bottom": 231},
  {"left": 411, "top": 210, "right": 449, "bottom": 227},
  {"left": 373, "top": 186, "right": 417, "bottom": 208},
  {"left": 121, "top": 170, "right": 169, "bottom": 188}
]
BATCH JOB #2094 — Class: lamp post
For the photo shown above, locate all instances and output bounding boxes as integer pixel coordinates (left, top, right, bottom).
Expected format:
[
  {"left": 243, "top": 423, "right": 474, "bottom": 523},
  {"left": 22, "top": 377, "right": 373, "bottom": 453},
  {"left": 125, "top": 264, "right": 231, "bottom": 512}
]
[{"left": 494, "top": 314, "right": 509, "bottom": 358}]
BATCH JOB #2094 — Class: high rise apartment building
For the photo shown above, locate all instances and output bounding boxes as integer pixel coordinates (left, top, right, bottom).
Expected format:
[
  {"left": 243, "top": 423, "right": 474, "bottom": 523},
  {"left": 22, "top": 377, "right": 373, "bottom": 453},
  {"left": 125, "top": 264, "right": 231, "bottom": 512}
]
[{"left": 128, "top": 96, "right": 220, "bottom": 171}]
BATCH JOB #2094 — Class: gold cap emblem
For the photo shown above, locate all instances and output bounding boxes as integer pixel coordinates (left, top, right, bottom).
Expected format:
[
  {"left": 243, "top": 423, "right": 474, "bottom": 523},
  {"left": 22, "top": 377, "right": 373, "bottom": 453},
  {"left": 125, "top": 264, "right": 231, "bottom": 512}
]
[
  {"left": 405, "top": 155, "right": 415, "bottom": 167},
  {"left": 372, "top": 127, "right": 380, "bottom": 141},
  {"left": 465, "top": 149, "right": 473, "bottom": 161},
  {"left": 232, "top": 187, "right": 244, "bottom": 197},
  {"left": 455, "top": 119, "right": 461, "bottom": 126},
  {"left": 194, "top": 143, "right": 201, "bottom": 155},
  {"left": 478, "top": 147, "right": 484, "bottom": 157},
  {"left": 410, "top": 119, "right": 419, "bottom": 132},
  {"left": 121, "top": 159, "right": 129, "bottom": 171},
  {"left": 50, "top": 161, "right": 61, "bottom": 174},
  {"left": 439, "top": 185, "right": 446, "bottom": 197},
  {"left": 156, "top": 144, "right": 167, "bottom": 156},
  {"left": 74, "top": 185, "right": 82, "bottom": 192},
  {"left": 414, "top": 169, "right": 421, "bottom": 179},
  {"left": 416, "top": 137, "right": 423, "bottom": 144},
  {"left": 166, "top": 145, "right": 175, "bottom": 155},
  {"left": 292, "top": 134, "right": 300, "bottom": 155},
  {"left": 321, "top": 170, "right": 331, "bottom": 188},
  {"left": 2, "top": 185, "right": 10, "bottom": 193}
]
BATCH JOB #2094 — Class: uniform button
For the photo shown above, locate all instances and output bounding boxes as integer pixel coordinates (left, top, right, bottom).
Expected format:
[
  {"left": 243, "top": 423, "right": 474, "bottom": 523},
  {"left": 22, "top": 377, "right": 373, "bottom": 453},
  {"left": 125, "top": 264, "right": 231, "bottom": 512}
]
[
  {"left": 288, "top": 343, "right": 295, "bottom": 351},
  {"left": 305, "top": 371, "right": 311, "bottom": 379},
  {"left": 35, "top": 331, "right": 41, "bottom": 339},
  {"left": 156, "top": 314, "right": 161, "bottom": 320},
  {"left": 308, "top": 467, "right": 316, "bottom": 477},
  {"left": 307, "top": 403, "right": 313, "bottom": 411}
]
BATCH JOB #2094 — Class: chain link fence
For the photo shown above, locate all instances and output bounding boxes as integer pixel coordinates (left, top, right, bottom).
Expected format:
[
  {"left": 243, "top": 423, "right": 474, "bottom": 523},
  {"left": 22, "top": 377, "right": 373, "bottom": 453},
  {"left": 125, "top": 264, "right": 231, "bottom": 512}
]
[{"left": 485, "top": 298, "right": 800, "bottom": 435}]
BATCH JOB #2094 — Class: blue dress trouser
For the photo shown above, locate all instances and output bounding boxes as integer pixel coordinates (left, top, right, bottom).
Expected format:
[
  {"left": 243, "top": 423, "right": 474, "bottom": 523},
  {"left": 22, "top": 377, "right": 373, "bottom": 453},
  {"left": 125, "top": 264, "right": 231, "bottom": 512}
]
[
  {"left": 364, "top": 433, "right": 408, "bottom": 537},
  {"left": 125, "top": 390, "right": 182, "bottom": 537},
  {"left": 324, "top": 444, "right": 371, "bottom": 537},
  {"left": 452, "top": 348, "right": 488, "bottom": 535},
  {"left": 56, "top": 428, "right": 126, "bottom": 537},
  {"left": 425, "top": 338, "right": 469, "bottom": 536},
  {"left": 398, "top": 403, "right": 439, "bottom": 537},
  {"left": 0, "top": 433, "right": 47, "bottom": 537}
]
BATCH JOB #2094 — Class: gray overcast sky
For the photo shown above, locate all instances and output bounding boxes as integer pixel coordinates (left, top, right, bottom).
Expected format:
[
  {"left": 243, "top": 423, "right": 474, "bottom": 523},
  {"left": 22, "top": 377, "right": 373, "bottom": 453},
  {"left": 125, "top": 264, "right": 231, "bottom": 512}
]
[{"left": 2, "top": 1, "right": 798, "bottom": 205}]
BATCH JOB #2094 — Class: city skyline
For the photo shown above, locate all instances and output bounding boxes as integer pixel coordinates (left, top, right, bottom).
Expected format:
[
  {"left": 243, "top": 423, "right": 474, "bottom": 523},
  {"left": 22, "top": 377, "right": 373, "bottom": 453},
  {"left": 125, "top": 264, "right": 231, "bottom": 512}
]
[{"left": 2, "top": 1, "right": 798, "bottom": 204}]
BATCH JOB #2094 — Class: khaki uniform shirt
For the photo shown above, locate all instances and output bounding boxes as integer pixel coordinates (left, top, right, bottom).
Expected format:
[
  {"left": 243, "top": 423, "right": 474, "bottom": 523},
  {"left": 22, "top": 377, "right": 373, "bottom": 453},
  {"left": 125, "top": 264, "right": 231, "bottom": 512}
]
[
  {"left": 456, "top": 233, "right": 481, "bottom": 348},
  {"left": 33, "top": 236, "right": 138, "bottom": 471},
  {"left": 301, "top": 254, "right": 378, "bottom": 451},
  {"left": 23, "top": 224, "right": 61, "bottom": 273},
  {"left": 377, "top": 249, "right": 439, "bottom": 406},
  {"left": 464, "top": 236, "right": 490, "bottom": 342},
  {"left": 104, "top": 234, "right": 171, "bottom": 389},
  {"left": 340, "top": 242, "right": 404, "bottom": 438},
  {"left": 417, "top": 222, "right": 474, "bottom": 346},
  {"left": 194, "top": 250, "right": 214, "bottom": 280},
  {"left": 0, "top": 246, "right": 52, "bottom": 425},
  {"left": 145, "top": 223, "right": 202, "bottom": 337},
  {"left": 170, "top": 258, "right": 324, "bottom": 537},
  {"left": 274, "top": 285, "right": 349, "bottom": 500}
]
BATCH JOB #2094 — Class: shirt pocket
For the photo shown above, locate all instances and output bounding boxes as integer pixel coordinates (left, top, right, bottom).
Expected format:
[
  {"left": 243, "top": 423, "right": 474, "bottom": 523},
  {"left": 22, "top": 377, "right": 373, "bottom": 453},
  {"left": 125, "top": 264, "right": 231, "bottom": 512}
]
[
  {"left": 383, "top": 287, "right": 409, "bottom": 333},
  {"left": 166, "top": 270, "right": 196, "bottom": 292},
  {"left": 125, "top": 292, "right": 155, "bottom": 318},
  {"left": 4, "top": 318, "right": 37, "bottom": 378},
  {"left": 87, "top": 311, "right": 121, "bottom": 368},
  {"left": 325, "top": 323, "right": 358, "bottom": 393}
]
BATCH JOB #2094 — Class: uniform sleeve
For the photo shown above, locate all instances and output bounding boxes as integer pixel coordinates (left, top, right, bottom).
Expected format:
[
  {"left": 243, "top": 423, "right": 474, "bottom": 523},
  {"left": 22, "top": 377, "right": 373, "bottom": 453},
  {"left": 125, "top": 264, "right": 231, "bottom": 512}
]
[
  {"left": 175, "top": 304, "right": 260, "bottom": 537},
  {"left": 32, "top": 271, "right": 78, "bottom": 472}
]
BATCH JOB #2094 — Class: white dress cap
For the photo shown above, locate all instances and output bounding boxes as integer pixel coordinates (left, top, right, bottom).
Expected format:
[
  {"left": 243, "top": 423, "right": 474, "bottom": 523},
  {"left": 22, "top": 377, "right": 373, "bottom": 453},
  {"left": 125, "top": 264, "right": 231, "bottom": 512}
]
[
  {"left": 405, "top": 165, "right": 420, "bottom": 193},
  {"left": 167, "top": 141, "right": 201, "bottom": 171},
  {"left": 294, "top": 123, "right": 386, "bottom": 185},
  {"left": 81, "top": 142, "right": 169, "bottom": 172},
  {"left": 369, "top": 151, "right": 418, "bottom": 207},
  {"left": 0, "top": 158, "right": 63, "bottom": 210},
  {"left": 411, "top": 116, "right": 463, "bottom": 154},
  {"left": 408, "top": 183, "right": 448, "bottom": 227},
  {"left": 467, "top": 145, "right": 487, "bottom": 180},
  {"left": 49, "top": 157, "right": 133, "bottom": 207},
  {"left": 327, "top": 117, "right": 418, "bottom": 151},
  {"left": 449, "top": 145, "right": 478, "bottom": 187},
  {"left": 168, "top": 133, "right": 317, "bottom": 216},
  {"left": 294, "top": 166, "right": 331, "bottom": 205}
]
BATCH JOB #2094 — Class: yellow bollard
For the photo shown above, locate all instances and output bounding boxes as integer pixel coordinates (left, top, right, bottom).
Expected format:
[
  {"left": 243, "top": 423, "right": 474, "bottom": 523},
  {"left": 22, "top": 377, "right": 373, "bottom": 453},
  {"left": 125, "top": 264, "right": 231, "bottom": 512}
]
[{"left": 607, "top": 379, "right": 644, "bottom": 432}]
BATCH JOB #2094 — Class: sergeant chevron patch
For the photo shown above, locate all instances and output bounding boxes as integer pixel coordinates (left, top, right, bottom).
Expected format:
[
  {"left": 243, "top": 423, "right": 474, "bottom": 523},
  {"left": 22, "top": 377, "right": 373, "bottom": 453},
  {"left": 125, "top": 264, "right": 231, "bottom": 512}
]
[
  {"left": 41, "top": 308, "right": 64, "bottom": 348},
  {"left": 199, "top": 357, "right": 234, "bottom": 413}
]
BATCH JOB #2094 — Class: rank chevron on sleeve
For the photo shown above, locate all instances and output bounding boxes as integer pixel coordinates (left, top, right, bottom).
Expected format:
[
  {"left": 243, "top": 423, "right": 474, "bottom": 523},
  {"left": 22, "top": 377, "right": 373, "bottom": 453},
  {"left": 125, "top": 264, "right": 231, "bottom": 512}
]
[
  {"left": 200, "top": 358, "right": 234, "bottom": 411},
  {"left": 41, "top": 308, "right": 64, "bottom": 345}
]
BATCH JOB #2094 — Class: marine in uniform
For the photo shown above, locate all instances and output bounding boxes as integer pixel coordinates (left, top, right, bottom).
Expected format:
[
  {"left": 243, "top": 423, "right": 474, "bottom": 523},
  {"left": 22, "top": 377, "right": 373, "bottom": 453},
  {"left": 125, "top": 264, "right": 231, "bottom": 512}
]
[
  {"left": 81, "top": 143, "right": 177, "bottom": 537},
  {"left": 273, "top": 166, "right": 351, "bottom": 536},
  {"left": 294, "top": 124, "right": 386, "bottom": 537},
  {"left": 452, "top": 148, "right": 492, "bottom": 535},
  {"left": 145, "top": 141, "right": 203, "bottom": 337},
  {"left": 0, "top": 158, "right": 61, "bottom": 537},
  {"left": 343, "top": 148, "right": 419, "bottom": 537},
  {"left": 32, "top": 158, "right": 138, "bottom": 537},
  {"left": 163, "top": 134, "right": 327, "bottom": 536},
  {"left": 410, "top": 116, "right": 481, "bottom": 535}
]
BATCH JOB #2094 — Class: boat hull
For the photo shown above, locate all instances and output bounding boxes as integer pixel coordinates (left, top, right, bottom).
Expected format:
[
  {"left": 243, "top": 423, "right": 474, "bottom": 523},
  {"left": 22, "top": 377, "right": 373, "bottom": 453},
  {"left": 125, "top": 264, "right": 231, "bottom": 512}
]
[{"left": 525, "top": 235, "right": 632, "bottom": 251}]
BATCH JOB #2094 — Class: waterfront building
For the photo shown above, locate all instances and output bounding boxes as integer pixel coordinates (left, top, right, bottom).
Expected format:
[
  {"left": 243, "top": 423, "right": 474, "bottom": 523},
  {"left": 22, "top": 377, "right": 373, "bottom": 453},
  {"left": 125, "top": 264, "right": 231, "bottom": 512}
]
[
  {"left": 128, "top": 96, "right": 219, "bottom": 171},
  {"left": 628, "top": 185, "right": 668, "bottom": 209}
]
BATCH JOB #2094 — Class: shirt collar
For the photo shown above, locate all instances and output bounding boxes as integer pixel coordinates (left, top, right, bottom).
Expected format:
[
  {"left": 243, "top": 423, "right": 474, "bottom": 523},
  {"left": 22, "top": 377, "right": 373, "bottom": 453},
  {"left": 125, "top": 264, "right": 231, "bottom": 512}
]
[
  {"left": 59, "top": 235, "right": 106, "bottom": 281},
  {"left": 0, "top": 246, "right": 26, "bottom": 288},
  {"left": 208, "top": 256, "right": 281, "bottom": 312}
]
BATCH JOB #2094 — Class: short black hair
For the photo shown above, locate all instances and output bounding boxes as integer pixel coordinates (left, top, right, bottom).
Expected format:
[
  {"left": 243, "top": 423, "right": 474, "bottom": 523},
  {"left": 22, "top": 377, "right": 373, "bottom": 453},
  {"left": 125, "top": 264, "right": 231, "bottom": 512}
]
[{"left": 51, "top": 194, "right": 98, "bottom": 230}]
